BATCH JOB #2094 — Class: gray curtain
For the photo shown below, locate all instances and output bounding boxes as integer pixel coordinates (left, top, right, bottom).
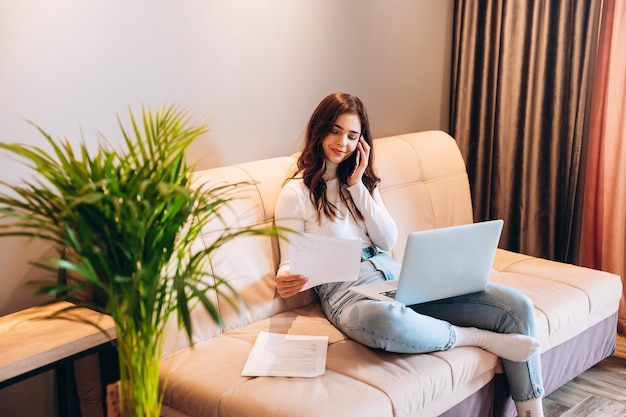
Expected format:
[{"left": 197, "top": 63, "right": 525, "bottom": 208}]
[{"left": 449, "top": 0, "right": 602, "bottom": 262}]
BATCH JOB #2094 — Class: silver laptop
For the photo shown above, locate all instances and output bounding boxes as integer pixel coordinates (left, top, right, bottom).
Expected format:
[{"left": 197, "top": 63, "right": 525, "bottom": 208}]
[{"left": 350, "top": 220, "right": 503, "bottom": 305}]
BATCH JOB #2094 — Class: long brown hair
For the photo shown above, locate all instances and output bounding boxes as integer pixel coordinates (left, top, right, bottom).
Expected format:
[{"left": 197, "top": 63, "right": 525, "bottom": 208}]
[{"left": 291, "top": 92, "right": 380, "bottom": 222}]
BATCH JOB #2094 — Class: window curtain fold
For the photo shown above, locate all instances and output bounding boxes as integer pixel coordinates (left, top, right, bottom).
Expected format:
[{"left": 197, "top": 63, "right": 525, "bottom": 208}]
[
  {"left": 579, "top": 0, "right": 626, "bottom": 335},
  {"left": 449, "top": 0, "right": 602, "bottom": 262}
]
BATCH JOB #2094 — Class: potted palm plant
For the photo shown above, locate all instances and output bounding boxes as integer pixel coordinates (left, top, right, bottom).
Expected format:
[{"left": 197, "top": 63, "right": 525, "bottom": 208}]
[{"left": 0, "top": 105, "right": 281, "bottom": 417}]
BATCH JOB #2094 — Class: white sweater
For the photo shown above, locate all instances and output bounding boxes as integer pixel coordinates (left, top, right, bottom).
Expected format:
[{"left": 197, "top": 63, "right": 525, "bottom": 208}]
[{"left": 275, "top": 162, "right": 398, "bottom": 277}]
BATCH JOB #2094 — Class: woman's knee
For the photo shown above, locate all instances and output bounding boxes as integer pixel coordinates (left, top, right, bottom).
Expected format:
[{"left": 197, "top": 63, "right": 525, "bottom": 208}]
[
  {"left": 343, "top": 300, "right": 411, "bottom": 335},
  {"left": 492, "top": 285, "right": 537, "bottom": 335}
]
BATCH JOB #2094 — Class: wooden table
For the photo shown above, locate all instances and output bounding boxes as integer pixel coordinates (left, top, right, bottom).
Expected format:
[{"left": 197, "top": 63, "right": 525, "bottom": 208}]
[{"left": 0, "top": 301, "right": 116, "bottom": 390}]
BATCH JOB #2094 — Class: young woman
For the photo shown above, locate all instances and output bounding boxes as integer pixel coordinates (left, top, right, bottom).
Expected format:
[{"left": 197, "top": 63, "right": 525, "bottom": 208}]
[{"left": 274, "top": 92, "right": 545, "bottom": 417}]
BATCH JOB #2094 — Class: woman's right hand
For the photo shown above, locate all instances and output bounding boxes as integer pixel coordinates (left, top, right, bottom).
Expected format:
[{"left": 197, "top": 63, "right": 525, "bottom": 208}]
[
  {"left": 347, "top": 136, "right": 370, "bottom": 187},
  {"left": 276, "top": 271, "right": 308, "bottom": 298}
]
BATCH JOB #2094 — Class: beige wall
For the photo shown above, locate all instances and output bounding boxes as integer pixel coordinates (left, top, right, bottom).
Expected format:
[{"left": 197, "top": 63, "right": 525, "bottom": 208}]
[{"left": 0, "top": 1, "right": 453, "bottom": 415}]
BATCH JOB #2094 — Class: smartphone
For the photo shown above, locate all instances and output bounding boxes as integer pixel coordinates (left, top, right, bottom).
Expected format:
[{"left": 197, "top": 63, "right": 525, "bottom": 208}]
[{"left": 351, "top": 149, "right": 360, "bottom": 175}]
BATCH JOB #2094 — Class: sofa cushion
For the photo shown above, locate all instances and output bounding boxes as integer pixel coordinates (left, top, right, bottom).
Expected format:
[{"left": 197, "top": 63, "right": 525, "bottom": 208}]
[
  {"left": 162, "top": 157, "right": 319, "bottom": 355},
  {"left": 374, "top": 131, "right": 473, "bottom": 261},
  {"left": 160, "top": 304, "right": 500, "bottom": 417},
  {"left": 491, "top": 249, "right": 622, "bottom": 352}
]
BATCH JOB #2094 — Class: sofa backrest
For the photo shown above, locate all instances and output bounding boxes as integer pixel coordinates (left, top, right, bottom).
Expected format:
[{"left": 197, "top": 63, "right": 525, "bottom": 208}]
[
  {"left": 162, "top": 130, "right": 473, "bottom": 355},
  {"left": 375, "top": 131, "right": 473, "bottom": 260}
]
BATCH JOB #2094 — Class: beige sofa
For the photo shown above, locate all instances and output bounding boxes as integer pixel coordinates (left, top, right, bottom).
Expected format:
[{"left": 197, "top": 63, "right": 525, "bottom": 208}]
[{"left": 158, "top": 130, "right": 622, "bottom": 417}]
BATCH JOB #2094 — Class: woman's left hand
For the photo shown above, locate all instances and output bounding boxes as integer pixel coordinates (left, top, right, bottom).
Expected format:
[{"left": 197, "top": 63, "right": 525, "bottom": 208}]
[{"left": 347, "top": 137, "right": 370, "bottom": 187}]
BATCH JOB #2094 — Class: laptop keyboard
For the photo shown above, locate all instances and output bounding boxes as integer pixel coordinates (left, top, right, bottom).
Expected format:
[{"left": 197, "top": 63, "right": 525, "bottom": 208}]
[{"left": 380, "top": 290, "right": 397, "bottom": 298}]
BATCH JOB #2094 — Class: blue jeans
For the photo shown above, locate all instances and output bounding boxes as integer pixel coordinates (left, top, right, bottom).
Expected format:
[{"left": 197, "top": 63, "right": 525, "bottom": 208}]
[{"left": 316, "top": 253, "right": 544, "bottom": 402}]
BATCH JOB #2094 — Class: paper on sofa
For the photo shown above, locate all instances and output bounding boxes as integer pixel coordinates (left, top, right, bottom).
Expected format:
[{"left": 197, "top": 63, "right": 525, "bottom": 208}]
[{"left": 241, "top": 331, "right": 329, "bottom": 378}]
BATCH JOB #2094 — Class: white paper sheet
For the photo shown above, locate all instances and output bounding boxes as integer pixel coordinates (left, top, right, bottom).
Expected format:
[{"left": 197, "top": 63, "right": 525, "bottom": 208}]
[
  {"left": 288, "top": 233, "right": 361, "bottom": 291},
  {"left": 241, "top": 331, "right": 329, "bottom": 378}
]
